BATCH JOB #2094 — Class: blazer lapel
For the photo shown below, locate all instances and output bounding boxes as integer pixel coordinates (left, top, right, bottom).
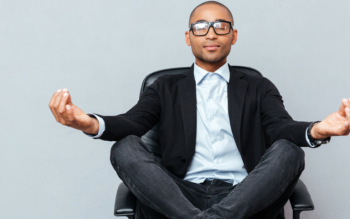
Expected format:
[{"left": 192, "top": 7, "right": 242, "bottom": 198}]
[
  {"left": 227, "top": 65, "right": 248, "bottom": 155},
  {"left": 178, "top": 64, "right": 197, "bottom": 160}
]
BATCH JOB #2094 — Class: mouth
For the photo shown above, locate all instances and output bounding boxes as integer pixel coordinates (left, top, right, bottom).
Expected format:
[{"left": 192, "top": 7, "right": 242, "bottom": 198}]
[{"left": 204, "top": 44, "right": 220, "bottom": 51}]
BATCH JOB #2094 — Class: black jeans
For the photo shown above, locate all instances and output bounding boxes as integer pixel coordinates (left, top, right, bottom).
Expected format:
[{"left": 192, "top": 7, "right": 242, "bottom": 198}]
[{"left": 110, "top": 135, "right": 305, "bottom": 219}]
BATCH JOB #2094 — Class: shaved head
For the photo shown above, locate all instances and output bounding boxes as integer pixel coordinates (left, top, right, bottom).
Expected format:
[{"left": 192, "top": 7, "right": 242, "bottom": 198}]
[{"left": 189, "top": 1, "right": 234, "bottom": 26}]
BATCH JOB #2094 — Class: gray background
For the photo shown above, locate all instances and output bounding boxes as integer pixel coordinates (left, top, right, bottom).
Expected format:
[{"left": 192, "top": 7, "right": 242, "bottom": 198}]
[{"left": 1, "top": 0, "right": 349, "bottom": 218}]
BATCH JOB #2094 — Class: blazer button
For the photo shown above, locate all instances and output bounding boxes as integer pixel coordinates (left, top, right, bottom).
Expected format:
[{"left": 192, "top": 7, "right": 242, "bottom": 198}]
[{"left": 180, "top": 157, "right": 186, "bottom": 163}]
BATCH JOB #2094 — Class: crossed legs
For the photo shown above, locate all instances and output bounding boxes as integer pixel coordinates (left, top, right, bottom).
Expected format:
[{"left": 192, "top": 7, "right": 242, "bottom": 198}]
[
  {"left": 110, "top": 135, "right": 304, "bottom": 219},
  {"left": 110, "top": 135, "right": 201, "bottom": 218}
]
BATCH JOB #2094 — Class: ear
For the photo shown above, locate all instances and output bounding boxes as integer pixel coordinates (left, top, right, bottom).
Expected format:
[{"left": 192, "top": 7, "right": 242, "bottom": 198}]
[
  {"left": 231, "top": 29, "right": 238, "bottom": 45},
  {"left": 185, "top": 31, "right": 191, "bottom": 46}
]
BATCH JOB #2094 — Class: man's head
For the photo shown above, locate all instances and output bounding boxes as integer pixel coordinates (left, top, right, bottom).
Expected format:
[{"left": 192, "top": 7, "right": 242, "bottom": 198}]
[{"left": 185, "top": 1, "right": 237, "bottom": 70}]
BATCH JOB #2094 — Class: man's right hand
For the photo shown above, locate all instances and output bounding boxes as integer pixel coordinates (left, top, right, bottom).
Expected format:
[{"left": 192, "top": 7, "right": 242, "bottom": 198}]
[{"left": 48, "top": 88, "right": 99, "bottom": 135}]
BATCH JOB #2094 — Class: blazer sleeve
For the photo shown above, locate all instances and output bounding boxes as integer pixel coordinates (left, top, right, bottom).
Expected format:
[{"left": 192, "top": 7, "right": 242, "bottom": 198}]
[
  {"left": 94, "top": 81, "right": 161, "bottom": 141},
  {"left": 259, "top": 78, "right": 312, "bottom": 146}
]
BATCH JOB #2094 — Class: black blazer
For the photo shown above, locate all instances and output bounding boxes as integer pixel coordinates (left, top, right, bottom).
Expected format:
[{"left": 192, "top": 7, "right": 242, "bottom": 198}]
[{"left": 96, "top": 64, "right": 312, "bottom": 179}]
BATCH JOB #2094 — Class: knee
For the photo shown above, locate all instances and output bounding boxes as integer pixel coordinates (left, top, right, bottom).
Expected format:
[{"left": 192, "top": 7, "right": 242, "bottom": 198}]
[
  {"left": 269, "top": 139, "right": 305, "bottom": 171},
  {"left": 110, "top": 135, "right": 141, "bottom": 167}
]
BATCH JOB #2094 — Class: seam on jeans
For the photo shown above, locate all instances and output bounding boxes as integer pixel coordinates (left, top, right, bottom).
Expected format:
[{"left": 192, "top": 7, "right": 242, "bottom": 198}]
[
  {"left": 205, "top": 143, "right": 272, "bottom": 215},
  {"left": 205, "top": 180, "right": 215, "bottom": 212},
  {"left": 211, "top": 190, "right": 231, "bottom": 197},
  {"left": 218, "top": 160, "right": 256, "bottom": 205},
  {"left": 137, "top": 136, "right": 211, "bottom": 197},
  {"left": 251, "top": 143, "right": 306, "bottom": 213},
  {"left": 136, "top": 136, "right": 196, "bottom": 196},
  {"left": 213, "top": 142, "right": 282, "bottom": 208},
  {"left": 206, "top": 180, "right": 215, "bottom": 195},
  {"left": 117, "top": 166, "right": 171, "bottom": 218},
  {"left": 116, "top": 136, "right": 200, "bottom": 218},
  {"left": 206, "top": 190, "right": 231, "bottom": 211},
  {"left": 209, "top": 157, "right": 305, "bottom": 216},
  {"left": 253, "top": 164, "right": 305, "bottom": 214},
  {"left": 155, "top": 163, "right": 203, "bottom": 195},
  {"left": 117, "top": 137, "right": 190, "bottom": 219},
  {"left": 173, "top": 180, "right": 205, "bottom": 196},
  {"left": 155, "top": 166, "right": 193, "bottom": 193}
]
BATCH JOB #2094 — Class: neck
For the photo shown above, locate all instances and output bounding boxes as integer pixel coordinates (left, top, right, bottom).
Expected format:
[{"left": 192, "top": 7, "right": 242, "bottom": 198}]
[{"left": 195, "top": 58, "right": 227, "bottom": 72}]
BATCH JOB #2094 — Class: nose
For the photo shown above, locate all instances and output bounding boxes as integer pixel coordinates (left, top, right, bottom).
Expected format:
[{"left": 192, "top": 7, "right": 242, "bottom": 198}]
[{"left": 205, "top": 26, "right": 218, "bottom": 40}]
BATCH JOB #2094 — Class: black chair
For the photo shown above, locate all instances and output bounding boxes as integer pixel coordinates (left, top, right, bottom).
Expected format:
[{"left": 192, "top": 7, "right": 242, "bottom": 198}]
[{"left": 113, "top": 67, "right": 315, "bottom": 219}]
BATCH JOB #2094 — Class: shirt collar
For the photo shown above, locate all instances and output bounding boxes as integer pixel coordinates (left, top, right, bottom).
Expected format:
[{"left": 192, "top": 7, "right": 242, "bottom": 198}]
[{"left": 193, "top": 62, "right": 230, "bottom": 84}]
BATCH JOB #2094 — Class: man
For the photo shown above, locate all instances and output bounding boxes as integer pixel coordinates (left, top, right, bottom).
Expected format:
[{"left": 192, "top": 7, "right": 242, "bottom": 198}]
[{"left": 49, "top": 1, "right": 350, "bottom": 218}]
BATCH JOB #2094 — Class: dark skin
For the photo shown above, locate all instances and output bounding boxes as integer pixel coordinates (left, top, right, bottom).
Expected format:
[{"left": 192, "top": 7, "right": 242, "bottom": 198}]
[
  {"left": 185, "top": 4, "right": 350, "bottom": 140},
  {"left": 49, "top": 4, "right": 350, "bottom": 141},
  {"left": 185, "top": 4, "right": 236, "bottom": 73}
]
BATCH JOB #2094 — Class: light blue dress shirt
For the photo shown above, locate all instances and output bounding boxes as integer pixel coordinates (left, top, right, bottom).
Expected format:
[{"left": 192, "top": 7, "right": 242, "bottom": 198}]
[
  {"left": 86, "top": 63, "right": 313, "bottom": 185},
  {"left": 183, "top": 63, "right": 247, "bottom": 185}
]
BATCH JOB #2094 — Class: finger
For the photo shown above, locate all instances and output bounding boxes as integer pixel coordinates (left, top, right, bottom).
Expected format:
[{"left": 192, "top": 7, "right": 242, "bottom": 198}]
[
  {"left": 343, "top": 107, "right": 350, "bottom": 135},
  {"left": 53, "top": 88, "right": 66, "bottom": 123},
  {"left": 49, "top": 89, "right": 61, "bottom": 108},
  {"left": 65, "top": 104, "right": 76, "bottom": 125},
  {"left": 345, "top": 98, "right": 350, "bottom": 108},
  {"left": 49, "top": 89, "right": 62, "bottom": 122},
  {"left": 66, "top": 89, "right": 73, "bottom": 105},
  {"left": 333, "top": 120, "right": 348, "bottom": 136},
  {"left": 58, "top": 89, "right": 71, "bottom": 124},
  {"left": 338, "top": 98, "right": 349, "bottom": 117},
  {"left": 57, "top": 89, "right": 69, "bottom": 114},
  {"left": 346, "top": 107, "right": 350, "bottom": 121},
  {"left": 62, "top": 88, "right": 73, "bottom": 104}
]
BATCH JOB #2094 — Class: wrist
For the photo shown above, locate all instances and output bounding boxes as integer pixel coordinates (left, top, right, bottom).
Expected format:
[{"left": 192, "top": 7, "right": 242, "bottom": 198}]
[
  {"left": 310, "top": 122, "right": 323, "bottom": 139},
  {"left": 83, "top": 117, "right": 99, "bottom": 135},
  {"left": 308, "top": 121, "right": 331, "bottom": 148}
]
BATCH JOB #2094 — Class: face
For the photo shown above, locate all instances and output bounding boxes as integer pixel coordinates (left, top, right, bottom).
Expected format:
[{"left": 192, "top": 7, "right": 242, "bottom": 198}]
[{"left": 185, "top": 4, "right": 237, "bottom": 65}]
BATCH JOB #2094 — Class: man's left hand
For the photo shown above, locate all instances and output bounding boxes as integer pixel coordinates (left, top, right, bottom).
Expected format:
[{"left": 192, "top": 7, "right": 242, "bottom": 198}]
[{"left": 311, "top": 98, "right": 350, "bottom": 139}]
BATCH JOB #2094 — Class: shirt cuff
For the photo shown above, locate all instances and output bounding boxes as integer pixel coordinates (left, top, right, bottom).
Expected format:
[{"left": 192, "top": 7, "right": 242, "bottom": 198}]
[
  {"left": 305, "top": 127, "right": 313, "bottom": 147},
  {"left": 83, "top": 113, "right": 106, "bottom": 139}
]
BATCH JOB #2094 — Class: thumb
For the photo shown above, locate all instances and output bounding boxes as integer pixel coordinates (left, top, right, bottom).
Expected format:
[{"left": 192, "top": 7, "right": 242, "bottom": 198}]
[
  {"left": 71, "top": 104, "right": 84, "bottom": 116},
  {"left": 65, "top": 104, "right": 76, "bottom": 122},
  {"left": 335, "top": 121, "right": 349, "bottom": 136},
  {"left": 66, "top": 90, "right": 73, "bottom": 106},
  {"left": 62, "top": 91, "right": 83, "bottom": 116},
  {"left": 338, "top": 98, "right": 348, "bottom": 117}
]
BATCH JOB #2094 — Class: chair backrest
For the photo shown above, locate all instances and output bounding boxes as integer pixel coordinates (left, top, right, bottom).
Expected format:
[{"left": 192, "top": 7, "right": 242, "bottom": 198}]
[{"left": 140, "top": 66, "right": 262, "bottom": 163}]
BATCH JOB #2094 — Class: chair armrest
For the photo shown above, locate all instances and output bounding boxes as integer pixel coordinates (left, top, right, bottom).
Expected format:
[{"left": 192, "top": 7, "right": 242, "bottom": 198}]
[
  {"left": 114, "top": 182, "right": 136, "bottom": 217},
  {"left": 289, "top": 179, "right": 314, "bottom": 211}
]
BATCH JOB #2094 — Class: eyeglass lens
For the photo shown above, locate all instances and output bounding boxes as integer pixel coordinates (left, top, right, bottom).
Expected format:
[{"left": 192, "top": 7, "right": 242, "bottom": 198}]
[{"left": 192, "top": 22, "right": 231, "bottom": 35}]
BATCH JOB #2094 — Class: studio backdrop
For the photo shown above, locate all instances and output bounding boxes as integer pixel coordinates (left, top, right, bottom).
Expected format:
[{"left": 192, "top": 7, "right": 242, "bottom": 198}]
[{"left": 1, "top": 0, "right": 349, "bottom": 218}]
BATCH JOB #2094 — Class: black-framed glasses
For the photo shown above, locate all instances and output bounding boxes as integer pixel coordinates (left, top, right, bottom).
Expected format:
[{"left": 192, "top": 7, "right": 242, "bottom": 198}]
[{"left": 189, "top": 21, "right": 233, "bottom": 36}]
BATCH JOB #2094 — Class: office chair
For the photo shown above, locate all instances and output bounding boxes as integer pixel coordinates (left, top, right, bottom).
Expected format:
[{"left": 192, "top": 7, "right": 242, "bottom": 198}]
[{"left": 113, "top": 67, "right": 315, "bottom": 219}]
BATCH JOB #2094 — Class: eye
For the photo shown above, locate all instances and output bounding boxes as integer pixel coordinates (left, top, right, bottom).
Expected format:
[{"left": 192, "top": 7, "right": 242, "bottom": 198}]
[
  {"left": 194, "top": 23, "right": 208, "bottom": 31},
  {"left": 213, "top": 22, "right": 230, "bottom": 33}
]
